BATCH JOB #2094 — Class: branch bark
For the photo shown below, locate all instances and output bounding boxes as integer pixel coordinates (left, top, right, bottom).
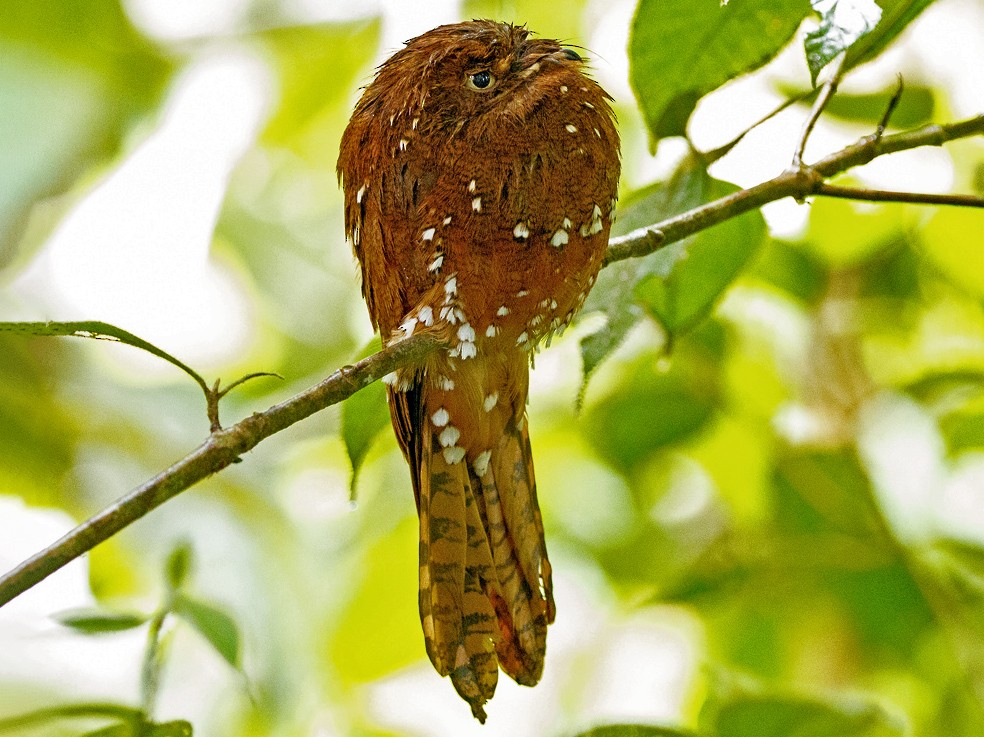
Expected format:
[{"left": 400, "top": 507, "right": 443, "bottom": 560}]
[{"left": 1, "top": 113, "right": 981, "bottom": 609}]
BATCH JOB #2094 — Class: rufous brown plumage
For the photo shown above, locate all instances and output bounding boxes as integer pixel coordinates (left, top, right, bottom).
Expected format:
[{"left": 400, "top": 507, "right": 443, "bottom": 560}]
[{"left": 337, "top": 20, "right": 620, "bottom": 721}]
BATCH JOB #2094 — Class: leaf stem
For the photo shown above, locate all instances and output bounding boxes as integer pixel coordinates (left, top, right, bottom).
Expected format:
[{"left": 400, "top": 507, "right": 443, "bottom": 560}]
[{"left": 791, "top": 51, "right": 848, "bottom": 169}]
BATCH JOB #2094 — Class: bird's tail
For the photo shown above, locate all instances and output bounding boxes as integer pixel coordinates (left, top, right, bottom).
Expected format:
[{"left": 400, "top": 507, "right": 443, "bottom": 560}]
[{"left": 391, "top": 367, "right": 554, "bottom": 722}]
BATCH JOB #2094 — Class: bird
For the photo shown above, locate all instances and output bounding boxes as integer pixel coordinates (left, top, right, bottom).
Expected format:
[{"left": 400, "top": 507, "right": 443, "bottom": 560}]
[{"left": 337, "top": 19, "right": 620, "bottom": 721}]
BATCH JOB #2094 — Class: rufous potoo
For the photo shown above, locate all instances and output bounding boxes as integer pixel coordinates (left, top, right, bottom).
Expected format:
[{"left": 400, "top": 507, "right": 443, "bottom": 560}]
[{"left": 337, "top": 20, "right": 620, "bottom": 721}]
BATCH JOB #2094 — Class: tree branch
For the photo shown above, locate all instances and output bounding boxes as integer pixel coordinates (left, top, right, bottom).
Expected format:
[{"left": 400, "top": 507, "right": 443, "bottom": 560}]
[
  {"left": 815, "top": 183, "right": 984, "bottom": 208},
  {"left": 1, "top": 113, "right": 981, "bottom": 609},
  {"left": 603, "top": 113, "right": 984, "bottom": 265}
]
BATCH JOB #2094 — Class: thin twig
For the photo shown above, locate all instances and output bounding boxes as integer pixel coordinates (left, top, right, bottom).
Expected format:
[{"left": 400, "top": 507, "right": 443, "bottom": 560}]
[
  {"left": 876, "top": 75, "right": 905, "bottom": 139},
  {"left": 816, "top": 184, "right": 984, "bottom": 208},
  {"left": 0, "top": 333, "right": 441, "bottom": 608},
  {"left": 0, "top": 113, "right": 982, "bottom": 609},
  {"left": 792, "top": 52, "right": 848, "bottom": 169},
  {"left": 703, "top": 91, "right": 812, "bottom": 164},
  {"left": 605, "top": 114, "right": 984, "bottom": 265}
]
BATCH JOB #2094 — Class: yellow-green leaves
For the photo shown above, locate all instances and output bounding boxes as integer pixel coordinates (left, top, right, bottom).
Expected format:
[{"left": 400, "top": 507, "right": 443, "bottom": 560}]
[{"left": 0, "top": 0, "right": 172, "bottom": 266}]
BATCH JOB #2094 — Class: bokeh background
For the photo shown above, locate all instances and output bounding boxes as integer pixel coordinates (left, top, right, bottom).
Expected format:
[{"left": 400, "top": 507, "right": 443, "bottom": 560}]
[{"left": 1, "top": 0, "right": 983, "bottom": 735}]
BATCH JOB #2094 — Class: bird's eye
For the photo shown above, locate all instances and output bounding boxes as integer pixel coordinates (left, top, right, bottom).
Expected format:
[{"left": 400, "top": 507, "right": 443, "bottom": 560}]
[{"left": 466, "top": 70, "right": 496, "bottom": 92}]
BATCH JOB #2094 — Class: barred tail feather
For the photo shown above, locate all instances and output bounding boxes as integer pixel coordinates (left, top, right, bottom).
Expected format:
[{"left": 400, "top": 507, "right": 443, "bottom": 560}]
[{"left": 408, "top": 382, "right": 555, "bottom": 722}]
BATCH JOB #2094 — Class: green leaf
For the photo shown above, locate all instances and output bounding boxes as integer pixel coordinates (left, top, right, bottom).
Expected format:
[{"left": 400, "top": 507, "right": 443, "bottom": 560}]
[
  {"left": 78, "top": 725, "right": 132, "bottom": 737},
  {"left": 463, "top": 0, "right": 590, "bottom": 42},
  {"left": 578, "top": 159, "right": 707, "bottom": 386},
  {"left": 165, "top": 541, "right": 194, "bottom": 591},
  {"left": 330, "top": 517, "right": 422, "bottom": 683},
  {"left": 579, "top": 158, "right": 764, "bottom": 391},
  {"left": 0, "top": 321, "right": 208, "bottom": 392},
  {"left": 941, "top": 413, "right": 984, "bottom": 454},
  {"left": 844, "top": 0, "right": 935, "bottom": 70},
  {"left": 341, "top": 337, "right": 391, "bottom": 492},
  {"left": 778, "top": 83, "right": 935, "bottom": 129},
  {"left": 173, "top": 594, "right": 241, "bottom": 669},
  {"left": 571, "top": 725, "right": 696, "bottom": 737},
  {"left": 633, "top": 176, "right": 767, "bottom": 334},
  {"left": 578, "top": 268, "right": 645, "bottom": 386},
  {"left": 53, "top": 608, "right": 148, "bottom": 634},
  {"left": 805, "top": 0, "right": 883, "bottom": 85},
  {"left": 260, "top": 20, "right": 380, "bottom": 162},
  {"left": 146, "top": 721, "right": 194, "bottom": 737},
  {"left": 706, "top": 693, "right": 900, "bottom": 737},
  {"left": 629, "top": 0, "right": 811, "bottom": 145},
  {"left": 584, "top": 349, "right": 718, "bottom": 471},
  {"left": 0, "top": 703, "right": 141, "bottom": 731},
  {"left": 749, "top": 239, "right": 828, "bottom": 305}
]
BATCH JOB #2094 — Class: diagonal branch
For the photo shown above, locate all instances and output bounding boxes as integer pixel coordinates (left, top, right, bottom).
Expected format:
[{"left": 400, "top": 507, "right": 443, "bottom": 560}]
[{"left": 0, "top": 113, "right": 982, "bottom": 609}]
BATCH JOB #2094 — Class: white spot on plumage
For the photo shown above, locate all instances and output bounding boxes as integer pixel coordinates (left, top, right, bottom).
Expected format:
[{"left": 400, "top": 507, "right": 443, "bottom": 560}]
[
  {"left": 496, "top": 305, "right": 509, "bottom": 317},
  {"left": 428, "top": 254, "right": 444, "bottom": 272},
  {"left": 483, "top": 393, "right": 499, "bottom": 412},
  {"left": 439, "top": 425, "right": 460, "bottom": 447},
  {"left": 382, "top": 372, "right": 399, "bottom": 386},
  {"left": 550, "top": 299, "right": 558, "bottom": 310},
  {"left": 468, "top": 179, "right": 476, "bottom": 193},
  {"left": 389, "top": 114, "right": 395, "bottom": 126},
  {"left": 422, "top": 227, "right": 436, "bottom": 241},
  {"left": 444, "top": 276, "right": 457, "bottom": 295},
  {"left": 583, "top": 101, "right": 595, "bottom": 109},
  {"left": 516, "top": 290, "right": 529, "bottom": 298},
  {"left": 560, "top": 85, "right": 568, "bottom": 93},
  {"left": 356, "top": 185, "right": 366, "bottom": 204},
  {"left": 352, "top": 224, "right": 361, "bottom": 247},
  {"left": 563, "top": 217, "right": 572, "bottom": 229},
  {"left": 581, "top": 204, "right": 604, "bottom": 236},
  {"left": 517, "top": 331, "right": 529, "bottom": 345},
  {"left": 485, "top": 324, "right": 498, "bottom": 337},
  {"left": 443, "top": 215, "right": 452, "bottom": 225},
  {"left": 459, "top": 341, "right": 476, "bottom": 359},
  {"left": 551, "top": 229, "right": 569, "bottom": 247},
  {"left": 530, "top": 315, "right": 542, "bottom": 327},
  {"left": 565, "top": 124, "right": 577, "bottom": 133},
  {"left": 432, "top": 408, "right": 450, "bottom": 427},
  {"left": 539, "top": 298, "right": 551, "bottom": 308},
  {"left": 473, "top": 449, "right": 492, "bottom": 477},
  {"left": 400, "top": 317, "right": 416, "bottom": 337},
  {"left": 513, "top": 221, "right": 530, "bottom": 239},
  {"left": 443, "top": 446, "right": 466, "bottom": 464},
  {"left": 418, "top": 306, "right": 434, "bottom": 326},
  {"left": 472, "top": 196, "right": 482, "bottom": 212},
  {"left": 594, "top": 127, "right": 601, "bottom": 138},
  {"left": 399, "top": 138, "right": 409, "bottom": 151},
  {"left": 457, "top": 323, "right": 475, "bottom": 342},
  {"left": 435, "top": 376, "right": 454, "bottom": 390},
  {"left": 412, "top": 117, "right": 419, "bottom": 130}
]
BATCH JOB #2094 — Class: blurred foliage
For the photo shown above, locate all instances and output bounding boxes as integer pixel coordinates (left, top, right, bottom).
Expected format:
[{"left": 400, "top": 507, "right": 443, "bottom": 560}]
[
  {"left": 2, "top": 1, "right": 984, "bottom": 737},
  {"left": 0, "top": 0, "right": 172, "bottom": 268}
]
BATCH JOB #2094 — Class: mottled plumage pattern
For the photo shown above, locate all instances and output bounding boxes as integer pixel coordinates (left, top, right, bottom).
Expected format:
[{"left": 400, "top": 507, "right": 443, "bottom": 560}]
[{"left": 337, "top": 20, "right": 619, "bottom": 721}]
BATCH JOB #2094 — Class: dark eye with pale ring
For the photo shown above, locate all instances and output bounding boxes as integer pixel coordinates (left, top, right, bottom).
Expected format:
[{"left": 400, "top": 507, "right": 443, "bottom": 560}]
[{"left": 466, "top": 70, "right": 496, "bottom": 91}]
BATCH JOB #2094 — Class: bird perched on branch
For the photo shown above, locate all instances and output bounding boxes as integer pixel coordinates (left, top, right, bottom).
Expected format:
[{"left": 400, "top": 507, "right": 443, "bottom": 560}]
[{"left": 337, "top": 19, "right": 620, "bottom": 721}]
